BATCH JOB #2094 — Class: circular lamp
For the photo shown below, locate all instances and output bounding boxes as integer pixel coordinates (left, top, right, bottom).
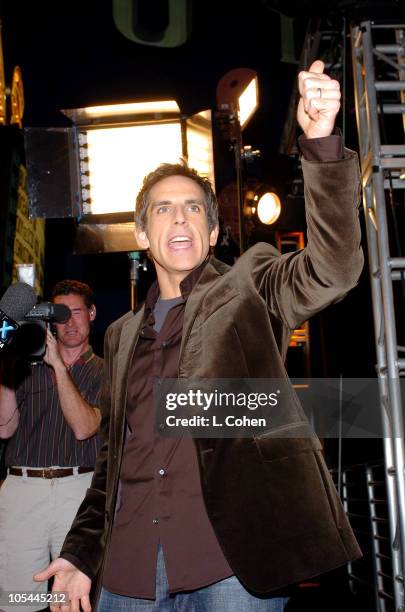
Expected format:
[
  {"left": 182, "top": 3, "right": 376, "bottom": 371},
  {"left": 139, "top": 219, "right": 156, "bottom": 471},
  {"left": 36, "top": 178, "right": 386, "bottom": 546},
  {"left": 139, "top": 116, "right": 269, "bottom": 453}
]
[{"left": 257, "top": 192, "right": 281, "bottom": 225}]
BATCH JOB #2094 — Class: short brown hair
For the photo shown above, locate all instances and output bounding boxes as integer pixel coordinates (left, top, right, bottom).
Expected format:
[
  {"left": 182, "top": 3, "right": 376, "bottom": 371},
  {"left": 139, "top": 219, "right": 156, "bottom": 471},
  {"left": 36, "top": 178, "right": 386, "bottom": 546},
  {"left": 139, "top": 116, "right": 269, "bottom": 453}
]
[
  {"left": 50, "top": 280, "right": 94, "bottom": 309},
  {"left": 135, "top": 161, "right": 219, "bottom": 232}
]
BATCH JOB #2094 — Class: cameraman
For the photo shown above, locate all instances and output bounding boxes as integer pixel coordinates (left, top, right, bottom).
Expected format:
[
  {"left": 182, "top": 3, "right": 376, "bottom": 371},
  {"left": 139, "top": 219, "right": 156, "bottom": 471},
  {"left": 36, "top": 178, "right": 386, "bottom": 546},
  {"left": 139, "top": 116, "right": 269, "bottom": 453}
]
[{"left": 0, "top": 280, "right": 103, "bottom": 611}]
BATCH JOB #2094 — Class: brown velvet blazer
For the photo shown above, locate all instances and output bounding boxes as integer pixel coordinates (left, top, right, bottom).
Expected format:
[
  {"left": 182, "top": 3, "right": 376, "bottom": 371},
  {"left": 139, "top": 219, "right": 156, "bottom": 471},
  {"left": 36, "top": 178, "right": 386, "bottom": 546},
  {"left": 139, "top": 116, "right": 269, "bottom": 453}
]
[{"left": 61, "top": 150, "right": 364, "bottom": 596}]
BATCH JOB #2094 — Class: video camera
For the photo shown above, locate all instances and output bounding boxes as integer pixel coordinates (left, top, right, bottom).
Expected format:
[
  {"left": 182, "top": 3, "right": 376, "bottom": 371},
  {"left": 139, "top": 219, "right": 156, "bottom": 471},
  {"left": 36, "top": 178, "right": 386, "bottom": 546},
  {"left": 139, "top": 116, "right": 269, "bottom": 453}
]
[{"left": 0, "top": 283, "right": 71, "bottom": 360}]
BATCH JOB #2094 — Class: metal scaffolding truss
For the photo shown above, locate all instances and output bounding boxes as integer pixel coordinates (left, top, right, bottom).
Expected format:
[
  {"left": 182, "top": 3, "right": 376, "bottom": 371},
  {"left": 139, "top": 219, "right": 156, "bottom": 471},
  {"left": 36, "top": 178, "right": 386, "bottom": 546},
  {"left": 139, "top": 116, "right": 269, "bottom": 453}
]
[{"left": 351, "top": 20, "right": 405, "bottom": 612}]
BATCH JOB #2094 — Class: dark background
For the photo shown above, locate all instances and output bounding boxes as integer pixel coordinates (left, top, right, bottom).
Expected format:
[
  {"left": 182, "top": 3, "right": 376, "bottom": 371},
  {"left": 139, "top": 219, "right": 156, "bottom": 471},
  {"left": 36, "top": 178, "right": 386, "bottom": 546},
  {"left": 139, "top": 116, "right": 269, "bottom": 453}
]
[
  {"left": 2, "top": 2, "right": 402, "bottom": 609},
  {"left": 0, "top": 0, "right": 376, "bottom": 379}
]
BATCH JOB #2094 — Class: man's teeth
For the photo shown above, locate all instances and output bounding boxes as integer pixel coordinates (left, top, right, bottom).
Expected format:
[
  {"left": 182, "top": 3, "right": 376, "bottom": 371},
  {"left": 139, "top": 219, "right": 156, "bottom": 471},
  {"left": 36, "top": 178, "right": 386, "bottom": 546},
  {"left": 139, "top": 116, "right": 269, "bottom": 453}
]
[{"left": 170, "top": 237, "right": 191, "bottom": 243}]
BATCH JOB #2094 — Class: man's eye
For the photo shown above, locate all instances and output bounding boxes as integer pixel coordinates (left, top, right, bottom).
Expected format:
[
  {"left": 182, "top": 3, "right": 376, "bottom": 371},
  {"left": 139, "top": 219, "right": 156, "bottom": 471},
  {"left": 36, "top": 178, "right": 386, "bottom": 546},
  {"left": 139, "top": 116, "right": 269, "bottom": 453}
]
[
  {"left": 187, "top": 204, "right": 200, "bottom": 212},
  {"left": 157, "top": 206, "right": 170, "bottom": 214}
]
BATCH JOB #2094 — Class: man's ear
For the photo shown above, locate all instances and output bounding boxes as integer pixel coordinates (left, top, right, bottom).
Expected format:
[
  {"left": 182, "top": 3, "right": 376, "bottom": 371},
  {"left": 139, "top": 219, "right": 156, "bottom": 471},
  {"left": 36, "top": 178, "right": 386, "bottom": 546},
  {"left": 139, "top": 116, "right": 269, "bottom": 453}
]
[
  {"left": 89, "top": 305, "right": 96, "bottom": 321},
  {"left": 209, "top": 224, "right": 220, "bottom": 247},
  {"left": 134, "top": 227, "right": 150, "bottom": 250}
]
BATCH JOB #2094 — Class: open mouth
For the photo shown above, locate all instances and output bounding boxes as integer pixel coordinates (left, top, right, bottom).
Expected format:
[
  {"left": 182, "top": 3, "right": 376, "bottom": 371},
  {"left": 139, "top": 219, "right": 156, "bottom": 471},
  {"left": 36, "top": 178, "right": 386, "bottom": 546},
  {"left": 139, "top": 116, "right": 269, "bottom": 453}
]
[{"left": 168, "top": 236, "right": 193, "bottom": 249}]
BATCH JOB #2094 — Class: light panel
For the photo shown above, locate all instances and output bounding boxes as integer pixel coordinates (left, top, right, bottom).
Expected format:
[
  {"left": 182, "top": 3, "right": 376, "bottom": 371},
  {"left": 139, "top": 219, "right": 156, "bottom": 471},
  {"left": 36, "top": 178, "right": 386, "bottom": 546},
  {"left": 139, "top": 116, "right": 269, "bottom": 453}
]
[
  {"left": 186, "top": 110, "right": 215, "bottom": 187},
  {"left": 84, "top": 100, "right": 180, "bottom": 117},
  {"left": 238, "top": 77, "right": 259, "bottom": 129},
  {"left": 83, "top": 123, "right": 183, "bottom": 214},
  {"left": 61, "top": 100, "right": 181, "bottom": 124}
]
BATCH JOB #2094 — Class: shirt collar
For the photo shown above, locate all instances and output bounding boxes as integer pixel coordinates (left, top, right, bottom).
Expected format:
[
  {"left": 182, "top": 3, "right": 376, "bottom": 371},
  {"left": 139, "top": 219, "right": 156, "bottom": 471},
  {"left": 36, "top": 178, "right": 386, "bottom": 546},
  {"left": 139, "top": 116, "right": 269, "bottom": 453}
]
[
  {"left": 75, "top": 346, "right": 94, "bottom": 365},
  {"left": 179, "top": 255, "right": 210, "bottom": 300},
  {"left": 144, "top": 255, "right": 211, "bottom": 315}
]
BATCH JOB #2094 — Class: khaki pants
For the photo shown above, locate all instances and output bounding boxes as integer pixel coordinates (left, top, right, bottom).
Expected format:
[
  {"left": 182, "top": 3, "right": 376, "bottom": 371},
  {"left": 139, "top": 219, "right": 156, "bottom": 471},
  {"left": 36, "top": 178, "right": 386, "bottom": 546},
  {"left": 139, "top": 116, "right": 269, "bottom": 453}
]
[{"left": 0, "top": 470, "right": 92, "bottom": 612}]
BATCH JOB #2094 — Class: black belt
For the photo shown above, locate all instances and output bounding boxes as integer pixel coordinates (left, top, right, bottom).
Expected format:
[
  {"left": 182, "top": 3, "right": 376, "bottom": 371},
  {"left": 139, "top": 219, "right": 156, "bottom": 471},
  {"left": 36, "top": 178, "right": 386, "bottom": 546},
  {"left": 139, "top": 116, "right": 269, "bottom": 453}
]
[{"left": 9, "top": 466, "right": 93, "bottom": 479}]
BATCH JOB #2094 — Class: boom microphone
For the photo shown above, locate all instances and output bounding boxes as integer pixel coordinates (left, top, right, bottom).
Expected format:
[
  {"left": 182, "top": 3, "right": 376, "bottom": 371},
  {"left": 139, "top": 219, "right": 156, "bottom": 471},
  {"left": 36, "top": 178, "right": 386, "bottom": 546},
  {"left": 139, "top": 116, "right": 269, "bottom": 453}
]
[{"left": 0, "top": 283, "right": 37, "bottom": 351}]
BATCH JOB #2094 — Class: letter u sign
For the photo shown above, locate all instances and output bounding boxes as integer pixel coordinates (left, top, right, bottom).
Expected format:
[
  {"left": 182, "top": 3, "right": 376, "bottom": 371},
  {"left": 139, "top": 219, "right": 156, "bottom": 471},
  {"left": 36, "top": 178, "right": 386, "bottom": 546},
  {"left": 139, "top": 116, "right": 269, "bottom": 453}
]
[{"left": 113, "top": 0, "right": 191, "bottom": 48}]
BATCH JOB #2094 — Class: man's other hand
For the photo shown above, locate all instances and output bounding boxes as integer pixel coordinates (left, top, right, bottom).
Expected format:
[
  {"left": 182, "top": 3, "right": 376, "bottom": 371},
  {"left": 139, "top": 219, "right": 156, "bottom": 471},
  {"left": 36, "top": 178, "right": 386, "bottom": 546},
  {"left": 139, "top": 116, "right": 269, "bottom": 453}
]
[
  {"left": 34, "top": 557, "right": 91, "bottom": 612},
  {"left": 297, "top": 59, "right": 341, "bottom": 139}
]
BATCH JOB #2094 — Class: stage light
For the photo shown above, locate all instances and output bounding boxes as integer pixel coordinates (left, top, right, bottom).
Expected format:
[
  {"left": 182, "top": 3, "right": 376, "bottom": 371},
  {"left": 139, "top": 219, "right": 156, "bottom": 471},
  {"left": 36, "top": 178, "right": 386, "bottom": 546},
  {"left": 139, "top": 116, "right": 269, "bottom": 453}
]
[
  {"left": 60, "top": 100, "right": 215, "bottom": 219},
  {"left": 83, "top": 100, "right": 179, "bottom": 117},
  {"left": 238, "top": 77, "right": 259, "bottom": 129},
  {"left": 185, "top": 110, "right": 215, "bottom": 178},
  {"left": 216, "top": 68, "right": 259, "bottom": 130},
  {"left": 62, "top": 100, "right": 181, "bottom": 123},
  {"left": 257, "top": 192, "right": 281, "bottom": 225},
  {"left": 81, "top": 123, "right": 183, "bottom": 215},
  {"left": 25, "top": 99, "right": 215, "bottom": 256}
]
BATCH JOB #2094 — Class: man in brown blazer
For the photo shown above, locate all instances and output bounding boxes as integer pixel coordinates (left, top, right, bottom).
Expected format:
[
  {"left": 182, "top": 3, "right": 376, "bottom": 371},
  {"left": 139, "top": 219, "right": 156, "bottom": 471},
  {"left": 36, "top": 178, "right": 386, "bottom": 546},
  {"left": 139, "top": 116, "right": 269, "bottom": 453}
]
[{"left": 36, "top": 60, "right": 363, "bottom": 611}]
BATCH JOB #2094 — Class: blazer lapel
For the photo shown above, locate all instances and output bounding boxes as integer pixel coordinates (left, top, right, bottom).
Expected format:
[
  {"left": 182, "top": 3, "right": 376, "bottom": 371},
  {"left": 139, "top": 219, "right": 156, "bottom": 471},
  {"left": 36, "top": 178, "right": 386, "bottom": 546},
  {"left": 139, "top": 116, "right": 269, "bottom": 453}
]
[
  {"left": 179, "top": 257, "right": 229, "bottom": 373},
  {"left": 115, "top": 309, "right": 144, "bottom": 422}
]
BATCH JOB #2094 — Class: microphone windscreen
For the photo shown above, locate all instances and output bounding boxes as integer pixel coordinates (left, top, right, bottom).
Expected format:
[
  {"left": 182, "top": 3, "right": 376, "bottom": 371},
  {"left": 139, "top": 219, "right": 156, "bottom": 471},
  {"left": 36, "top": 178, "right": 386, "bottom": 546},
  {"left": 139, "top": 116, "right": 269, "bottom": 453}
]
[
  {"left": 53, "top": 304, "right": 71, "bottom": 323},
  {"left": 0, "top": 283, "right": 37, "bottom": 321}
]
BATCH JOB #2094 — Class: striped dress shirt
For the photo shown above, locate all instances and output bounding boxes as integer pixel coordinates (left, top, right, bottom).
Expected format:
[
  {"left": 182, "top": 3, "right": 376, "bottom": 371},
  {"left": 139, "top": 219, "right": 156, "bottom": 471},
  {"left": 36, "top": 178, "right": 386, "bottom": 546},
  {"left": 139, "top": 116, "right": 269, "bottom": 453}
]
[{"left": 5, "top": 347, "right": 103, "bottom": 468}]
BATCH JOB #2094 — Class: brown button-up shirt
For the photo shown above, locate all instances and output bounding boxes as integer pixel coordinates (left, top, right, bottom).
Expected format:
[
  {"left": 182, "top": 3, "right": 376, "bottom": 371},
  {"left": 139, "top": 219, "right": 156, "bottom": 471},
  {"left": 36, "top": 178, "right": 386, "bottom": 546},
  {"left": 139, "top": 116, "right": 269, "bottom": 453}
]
[{"left": 102, "top": 261, "right": 232, "bottom": 599}]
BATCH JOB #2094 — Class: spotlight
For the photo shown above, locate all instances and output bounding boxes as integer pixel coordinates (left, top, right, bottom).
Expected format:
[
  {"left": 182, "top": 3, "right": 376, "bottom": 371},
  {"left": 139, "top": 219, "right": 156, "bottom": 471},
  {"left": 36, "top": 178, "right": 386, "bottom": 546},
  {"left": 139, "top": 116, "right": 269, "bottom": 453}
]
[
  {"left": 216, "top": 68, "right": 259, "bottom": 131},
  {"left": 244, "top": 186, "right": 282, "bottom": 226},
  {"left": 257, "top": 192, "right": 281, "bottom": 225}
]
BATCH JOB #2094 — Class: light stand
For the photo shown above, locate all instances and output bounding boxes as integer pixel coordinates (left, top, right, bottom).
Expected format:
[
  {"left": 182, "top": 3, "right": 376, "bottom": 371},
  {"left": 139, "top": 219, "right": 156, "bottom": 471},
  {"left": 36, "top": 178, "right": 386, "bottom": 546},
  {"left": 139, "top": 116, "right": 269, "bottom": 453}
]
[
  {"left": 128, "top": 251, "right": 148, "bottom": 310},
  {"left": 216, "top": 69, "right": 260, "bottom": 254}
]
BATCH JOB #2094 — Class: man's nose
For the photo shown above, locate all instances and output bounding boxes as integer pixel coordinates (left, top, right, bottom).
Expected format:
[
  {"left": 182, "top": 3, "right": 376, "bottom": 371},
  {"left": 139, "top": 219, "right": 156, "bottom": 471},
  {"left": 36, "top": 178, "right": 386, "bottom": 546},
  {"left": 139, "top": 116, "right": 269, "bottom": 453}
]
[{"left": 173, "top": 204, "right": 186, "bottom": 224}]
